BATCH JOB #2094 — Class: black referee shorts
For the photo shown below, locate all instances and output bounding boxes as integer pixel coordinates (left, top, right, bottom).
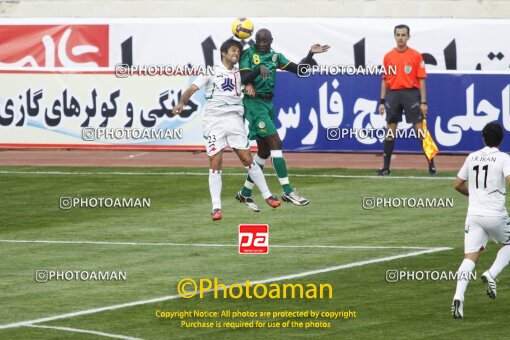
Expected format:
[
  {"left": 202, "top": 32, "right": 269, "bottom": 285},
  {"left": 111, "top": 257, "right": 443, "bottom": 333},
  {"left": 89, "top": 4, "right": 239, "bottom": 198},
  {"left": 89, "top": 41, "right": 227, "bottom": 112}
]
[{"left": 385, "top": 88, "right": 424, "bottom": 124}]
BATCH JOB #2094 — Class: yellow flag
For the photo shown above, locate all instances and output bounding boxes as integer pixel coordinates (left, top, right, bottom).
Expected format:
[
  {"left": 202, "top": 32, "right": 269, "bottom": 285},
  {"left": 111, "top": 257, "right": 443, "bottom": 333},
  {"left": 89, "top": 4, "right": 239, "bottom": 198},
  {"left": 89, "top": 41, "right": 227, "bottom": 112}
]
[{"left": 422, "top": 120, "right": 439, "bottom": 160}]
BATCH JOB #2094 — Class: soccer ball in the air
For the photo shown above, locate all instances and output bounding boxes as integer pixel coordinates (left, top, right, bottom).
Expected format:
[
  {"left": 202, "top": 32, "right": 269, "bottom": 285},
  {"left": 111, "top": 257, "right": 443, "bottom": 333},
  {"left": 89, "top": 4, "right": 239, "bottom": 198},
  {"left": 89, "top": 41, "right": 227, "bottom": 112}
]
[{"left": 231, "top": 18, "right": 254, "bottom": 39}]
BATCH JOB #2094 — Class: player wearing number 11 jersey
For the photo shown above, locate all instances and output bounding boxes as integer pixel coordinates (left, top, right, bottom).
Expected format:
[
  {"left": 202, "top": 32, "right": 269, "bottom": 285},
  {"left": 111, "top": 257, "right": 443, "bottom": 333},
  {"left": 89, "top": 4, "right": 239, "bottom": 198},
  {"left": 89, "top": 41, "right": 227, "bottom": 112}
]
[{"left": 452, "top": 122, "right": 510, "bottom": 319}]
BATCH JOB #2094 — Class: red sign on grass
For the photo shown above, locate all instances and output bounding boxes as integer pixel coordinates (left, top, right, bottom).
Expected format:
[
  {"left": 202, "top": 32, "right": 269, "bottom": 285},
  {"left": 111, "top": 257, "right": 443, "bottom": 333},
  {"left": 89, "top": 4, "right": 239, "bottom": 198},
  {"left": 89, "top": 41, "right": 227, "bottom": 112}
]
[{"left": 238, "top": 224, "right": 269, "bottom": 254}]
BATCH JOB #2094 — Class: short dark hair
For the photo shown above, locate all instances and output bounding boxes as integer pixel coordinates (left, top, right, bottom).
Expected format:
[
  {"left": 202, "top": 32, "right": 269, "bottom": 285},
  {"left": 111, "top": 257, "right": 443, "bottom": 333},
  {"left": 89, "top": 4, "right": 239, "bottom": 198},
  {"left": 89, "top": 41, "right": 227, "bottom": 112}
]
[
  {"left": 220, "top": 39, "right": 243, "bottom": 59},
  {"left": 482, "top": 122, "right": 504, "bottom": 147},
  {"left": 394, "top": 24, "right": 410, "bottom": 35}
]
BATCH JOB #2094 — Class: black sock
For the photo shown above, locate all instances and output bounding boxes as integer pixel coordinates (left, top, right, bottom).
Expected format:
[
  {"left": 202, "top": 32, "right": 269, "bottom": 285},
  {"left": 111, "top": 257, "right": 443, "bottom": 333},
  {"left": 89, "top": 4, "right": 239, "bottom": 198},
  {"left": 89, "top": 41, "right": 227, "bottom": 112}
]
[{"left": 383, "top": 139, "right": 395, "bottom": 170}]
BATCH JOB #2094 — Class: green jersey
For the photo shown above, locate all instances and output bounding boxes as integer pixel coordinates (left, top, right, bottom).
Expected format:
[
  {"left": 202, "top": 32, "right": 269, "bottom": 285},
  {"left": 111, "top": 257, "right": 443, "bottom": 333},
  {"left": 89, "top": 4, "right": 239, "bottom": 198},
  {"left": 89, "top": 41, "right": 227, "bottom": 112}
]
[{"left": 239, "top": 46, "right": 291, "bottom": 96}]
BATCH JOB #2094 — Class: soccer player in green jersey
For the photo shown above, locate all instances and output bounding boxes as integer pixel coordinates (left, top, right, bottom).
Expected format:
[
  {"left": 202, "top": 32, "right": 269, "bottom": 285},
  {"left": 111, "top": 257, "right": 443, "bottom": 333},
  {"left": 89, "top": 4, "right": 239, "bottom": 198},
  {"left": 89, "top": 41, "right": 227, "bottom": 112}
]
[{"left": 235, "top": 28, "right": 330, "bottom": 209}]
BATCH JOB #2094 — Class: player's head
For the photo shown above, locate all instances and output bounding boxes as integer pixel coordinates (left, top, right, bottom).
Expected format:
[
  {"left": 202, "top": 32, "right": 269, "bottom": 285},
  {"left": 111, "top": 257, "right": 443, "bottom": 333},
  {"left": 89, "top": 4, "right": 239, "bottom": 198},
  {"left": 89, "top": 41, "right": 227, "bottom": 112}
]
[
  {"left": 255, "top": 29, "right": 273, "bottom": 54},
  {"left": 220, "top": 39, "right": 243, "bottom": 66},
  {"left": 482, "top": 121, "right": 504, "bottom": 147},
  {"left": 394, "top": 24, "right": 410, "bottom": 48}
]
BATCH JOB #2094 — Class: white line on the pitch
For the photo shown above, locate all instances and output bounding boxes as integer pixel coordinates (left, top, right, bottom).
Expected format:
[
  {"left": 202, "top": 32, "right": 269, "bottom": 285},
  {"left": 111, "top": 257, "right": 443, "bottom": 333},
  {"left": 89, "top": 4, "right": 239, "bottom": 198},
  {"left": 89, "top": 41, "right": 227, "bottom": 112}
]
[
  {"left": 25, "top": 324, "right": 142, "bottom": 340},
  {"left": 0, "top": 247, "right": 451, "bottom": 330},
  {"left": 0, "top": 239, "right": 447, "bottom": 250},
  {"left": 0, "top": 170, "right": 455, "bottom": 180}
]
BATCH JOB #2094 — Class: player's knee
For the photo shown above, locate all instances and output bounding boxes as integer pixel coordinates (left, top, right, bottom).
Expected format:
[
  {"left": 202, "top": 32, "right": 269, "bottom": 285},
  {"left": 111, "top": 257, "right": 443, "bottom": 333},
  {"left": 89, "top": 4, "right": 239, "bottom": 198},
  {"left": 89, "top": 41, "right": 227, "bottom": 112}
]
[
  {"left": 258, "top": 150, "right": 270, "bottom": 159},
  {"left": 208, "top": 155, "right": 222, "bottom": 170},
  {"left": 264, "top": 133, "right": 282, "bottom": 150},
  {"left": 270, "top": 139, "right": 282, "bottom": 150},
  {"left": 239, "top": 153, "right": 253, "bottom": 167}
]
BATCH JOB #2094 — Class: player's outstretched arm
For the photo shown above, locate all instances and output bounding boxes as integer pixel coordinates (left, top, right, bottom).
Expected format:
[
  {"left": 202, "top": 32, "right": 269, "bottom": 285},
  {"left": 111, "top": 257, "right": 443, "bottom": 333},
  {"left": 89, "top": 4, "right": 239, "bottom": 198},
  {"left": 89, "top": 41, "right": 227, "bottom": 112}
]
[
  {"left": 282, "top": 44, "right": 330, "bottom": 74},
  {"left": 453, "top": 177, "right": 469, "bottom": 197},
  {"left": 172, "top": 84, "right": 199, "bottom": 115},
  {"left": 310, "top": 43, "right": 330, "bottom": 54}
]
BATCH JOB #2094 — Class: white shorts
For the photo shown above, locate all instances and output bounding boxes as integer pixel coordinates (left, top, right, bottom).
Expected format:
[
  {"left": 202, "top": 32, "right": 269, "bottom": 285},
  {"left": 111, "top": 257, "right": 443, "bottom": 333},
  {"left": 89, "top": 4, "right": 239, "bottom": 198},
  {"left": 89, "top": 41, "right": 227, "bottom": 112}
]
[
  {"left": 203, "top": 113, "right": 249, "bottom": 157},
  {"left": 464, "top": 215, "right": 510, "bottom": 253}
]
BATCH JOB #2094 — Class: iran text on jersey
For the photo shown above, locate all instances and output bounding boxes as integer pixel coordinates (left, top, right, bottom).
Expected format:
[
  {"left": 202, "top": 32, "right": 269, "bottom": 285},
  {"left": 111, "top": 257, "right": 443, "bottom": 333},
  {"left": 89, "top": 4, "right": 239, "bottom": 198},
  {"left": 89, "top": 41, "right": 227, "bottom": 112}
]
[{"left": 458, "top": 146, "right": 510, "bottom": 216}]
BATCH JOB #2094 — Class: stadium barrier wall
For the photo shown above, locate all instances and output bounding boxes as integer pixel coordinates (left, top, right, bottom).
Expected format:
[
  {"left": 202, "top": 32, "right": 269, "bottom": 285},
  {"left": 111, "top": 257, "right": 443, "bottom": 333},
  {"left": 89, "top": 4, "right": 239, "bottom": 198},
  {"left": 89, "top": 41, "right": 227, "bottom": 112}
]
[{"left": 0, "top": 71, "right": 508, "bottom": 153}]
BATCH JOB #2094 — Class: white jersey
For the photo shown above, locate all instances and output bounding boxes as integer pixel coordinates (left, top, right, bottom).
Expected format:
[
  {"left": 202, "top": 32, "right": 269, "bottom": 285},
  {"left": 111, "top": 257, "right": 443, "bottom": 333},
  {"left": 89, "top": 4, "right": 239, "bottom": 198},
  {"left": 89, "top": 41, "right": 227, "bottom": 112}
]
[
  {"left": 458, "top": 146, "right": 510, "bottom": 216},
  {"left": 192, "top": 64, "right": 244, "bottom": 117}
]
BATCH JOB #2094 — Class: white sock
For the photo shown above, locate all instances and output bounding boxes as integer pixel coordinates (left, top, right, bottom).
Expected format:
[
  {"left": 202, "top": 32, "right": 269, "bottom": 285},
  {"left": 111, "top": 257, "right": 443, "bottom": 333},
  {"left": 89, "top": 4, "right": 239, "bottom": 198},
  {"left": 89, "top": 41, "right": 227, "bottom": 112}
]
[
  {"left": 253, "top": 154, "right": 267, "bottom": 168},
  {"left": 209, "top": 169, "right": 222, "bottom": 210},
  {"left": 454, "top": 258, "right": 476, "bottom": 301},
  {"left": 244, "top": 154, "right": 267, "bottom": 191},
  {"left": 488, "top": 245, "right": 510, "bottom": 278},
  {"left": 245, "top": 162, "right": 271, "bottom": 199}
]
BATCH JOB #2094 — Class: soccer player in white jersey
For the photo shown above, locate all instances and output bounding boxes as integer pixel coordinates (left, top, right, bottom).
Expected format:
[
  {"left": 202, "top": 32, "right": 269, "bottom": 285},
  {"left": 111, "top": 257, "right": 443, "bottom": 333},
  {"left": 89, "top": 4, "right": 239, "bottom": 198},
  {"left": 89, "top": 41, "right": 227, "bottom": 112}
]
[
  {"left": 451, "top": 122, "right": 510, "bottom": 319},
  {"left": 172, "top": 39, "right": 280, "bottom": 221}
]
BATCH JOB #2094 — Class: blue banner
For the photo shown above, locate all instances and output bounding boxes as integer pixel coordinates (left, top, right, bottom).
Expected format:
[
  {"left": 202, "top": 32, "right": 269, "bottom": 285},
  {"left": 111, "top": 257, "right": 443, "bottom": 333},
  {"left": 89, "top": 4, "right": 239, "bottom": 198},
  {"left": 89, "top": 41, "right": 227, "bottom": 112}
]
[{"left": 273, "top": 73, "right": 510, "bottom": 153}]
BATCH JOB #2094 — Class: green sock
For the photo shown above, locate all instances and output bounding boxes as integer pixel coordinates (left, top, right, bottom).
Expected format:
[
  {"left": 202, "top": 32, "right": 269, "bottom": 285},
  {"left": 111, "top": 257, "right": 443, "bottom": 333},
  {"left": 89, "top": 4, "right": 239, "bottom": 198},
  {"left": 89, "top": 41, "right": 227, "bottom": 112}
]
[
  {"left": 271, "top": 151, "right": 293, "bottom": 195},
  {"left": 240, "top": 177, "right": 254, "bottom": 197}
]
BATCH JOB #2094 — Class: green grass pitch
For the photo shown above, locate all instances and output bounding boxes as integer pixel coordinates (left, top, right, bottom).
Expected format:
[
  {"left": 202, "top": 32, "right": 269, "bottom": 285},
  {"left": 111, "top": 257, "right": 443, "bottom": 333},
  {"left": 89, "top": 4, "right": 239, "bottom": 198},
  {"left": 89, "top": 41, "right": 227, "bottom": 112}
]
[{"left": 1, "top": 166, "right": 509, "bottom": 339}]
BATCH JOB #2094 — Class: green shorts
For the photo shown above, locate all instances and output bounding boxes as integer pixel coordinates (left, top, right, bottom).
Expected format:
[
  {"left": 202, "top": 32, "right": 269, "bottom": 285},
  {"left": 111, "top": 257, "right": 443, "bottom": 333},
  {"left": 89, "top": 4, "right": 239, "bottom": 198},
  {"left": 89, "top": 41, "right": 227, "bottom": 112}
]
[{"left": 243, "top": 96, "right": 278, "bottom": 140}]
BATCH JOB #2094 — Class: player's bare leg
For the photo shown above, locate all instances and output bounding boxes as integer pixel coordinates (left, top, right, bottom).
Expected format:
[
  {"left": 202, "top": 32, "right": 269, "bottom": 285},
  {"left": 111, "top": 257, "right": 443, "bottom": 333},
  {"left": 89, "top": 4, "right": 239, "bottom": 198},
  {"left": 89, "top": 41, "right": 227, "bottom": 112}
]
[
  {"left": 233, "top": 148, "right": 280, "bottom": 209},
  {"left": 208, "top": 151, "right": 223, "bottom": 221},
  {"left": 414, "top": 121, "right": 437, "bottom": 176},
  {"left": 377, "top": 122, "right": 397, "bottom": 175},
  {"left": 452, "top": 251, "right": 480, "bottom": 319}
]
